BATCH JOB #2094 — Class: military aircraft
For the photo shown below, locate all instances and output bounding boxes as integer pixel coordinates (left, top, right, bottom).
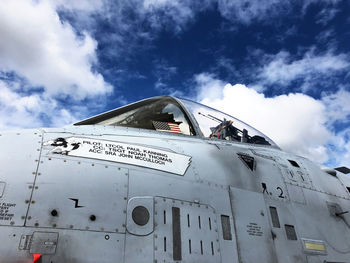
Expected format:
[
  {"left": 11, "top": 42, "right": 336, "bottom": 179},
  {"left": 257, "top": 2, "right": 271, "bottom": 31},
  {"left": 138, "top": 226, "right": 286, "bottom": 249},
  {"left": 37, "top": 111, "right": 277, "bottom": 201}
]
[{"left": 1, "top": 96, "right": 350, "bottom": 263}]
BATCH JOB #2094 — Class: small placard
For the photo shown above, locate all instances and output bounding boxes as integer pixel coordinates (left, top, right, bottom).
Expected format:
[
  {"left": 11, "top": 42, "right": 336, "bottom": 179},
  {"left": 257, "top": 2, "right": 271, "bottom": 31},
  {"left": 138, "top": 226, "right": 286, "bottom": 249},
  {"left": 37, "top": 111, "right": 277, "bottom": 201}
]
[{"left": 302, "top": 238, "right": 327, "bottom": 255}]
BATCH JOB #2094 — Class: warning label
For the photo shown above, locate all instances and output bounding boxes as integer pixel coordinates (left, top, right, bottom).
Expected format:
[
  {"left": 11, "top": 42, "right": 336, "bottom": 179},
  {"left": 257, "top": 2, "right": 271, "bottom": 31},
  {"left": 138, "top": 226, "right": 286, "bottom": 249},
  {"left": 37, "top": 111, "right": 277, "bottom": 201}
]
[{"left": 0, "top": 202, "right": 16, "bottom": 221}]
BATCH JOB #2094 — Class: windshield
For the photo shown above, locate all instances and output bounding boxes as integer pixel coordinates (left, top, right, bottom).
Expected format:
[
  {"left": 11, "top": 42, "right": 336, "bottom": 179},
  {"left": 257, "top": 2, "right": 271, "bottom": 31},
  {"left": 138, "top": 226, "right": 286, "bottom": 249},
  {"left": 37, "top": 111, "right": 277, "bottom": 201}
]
[
  {"left": 75, "top": 97, "right": 196, "bottom": 136},
  {"left": 179, "top": 98, "right": 278, "bottom": 147}
]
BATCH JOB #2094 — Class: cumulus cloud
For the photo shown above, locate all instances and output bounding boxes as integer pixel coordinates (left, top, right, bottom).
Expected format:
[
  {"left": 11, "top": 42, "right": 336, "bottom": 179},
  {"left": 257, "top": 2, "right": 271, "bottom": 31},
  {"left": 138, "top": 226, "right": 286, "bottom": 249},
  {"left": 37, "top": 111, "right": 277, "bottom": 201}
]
[
  {"left": 256, "top": 49, "right": 350, "bottom": 91},
  {"left": 0, "top": 80, "right": 80, "bottom": 130},
  {"left": 194, "top": 73, "right": 350, "bottom": 166},
  {"left": 0, "top": 0, "right": 111, "bottom": 99}
]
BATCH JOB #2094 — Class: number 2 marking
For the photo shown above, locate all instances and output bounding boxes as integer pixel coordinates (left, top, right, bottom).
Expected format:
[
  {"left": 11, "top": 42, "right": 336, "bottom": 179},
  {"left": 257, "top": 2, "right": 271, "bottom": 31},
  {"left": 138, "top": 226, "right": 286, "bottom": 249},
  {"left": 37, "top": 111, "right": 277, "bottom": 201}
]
[{"left": 277, "top": 187, "right": 284, "bottom": 198}]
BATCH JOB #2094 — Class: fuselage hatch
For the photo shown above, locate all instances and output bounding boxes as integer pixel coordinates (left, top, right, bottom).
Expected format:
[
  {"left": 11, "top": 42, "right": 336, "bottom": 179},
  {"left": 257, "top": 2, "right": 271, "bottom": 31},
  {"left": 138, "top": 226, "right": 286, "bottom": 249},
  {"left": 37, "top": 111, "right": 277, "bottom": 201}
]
[{"left": 0, "top": 96, "right": 350, "bottom": 263}]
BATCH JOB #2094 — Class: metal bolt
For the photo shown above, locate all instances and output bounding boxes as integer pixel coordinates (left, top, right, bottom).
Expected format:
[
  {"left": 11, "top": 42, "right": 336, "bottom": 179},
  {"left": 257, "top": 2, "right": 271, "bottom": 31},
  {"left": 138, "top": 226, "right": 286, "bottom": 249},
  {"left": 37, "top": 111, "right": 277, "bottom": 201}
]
[{"left": 25, "top": 200, "right": 29, "bottom": 204}]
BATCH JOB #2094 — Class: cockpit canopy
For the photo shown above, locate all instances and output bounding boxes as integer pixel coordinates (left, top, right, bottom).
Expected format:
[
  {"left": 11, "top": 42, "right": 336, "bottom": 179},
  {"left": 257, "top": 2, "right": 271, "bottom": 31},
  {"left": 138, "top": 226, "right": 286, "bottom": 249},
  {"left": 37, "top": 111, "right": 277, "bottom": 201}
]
[{"left": 74, "top": 96, "right": 278, "bottom": 147}]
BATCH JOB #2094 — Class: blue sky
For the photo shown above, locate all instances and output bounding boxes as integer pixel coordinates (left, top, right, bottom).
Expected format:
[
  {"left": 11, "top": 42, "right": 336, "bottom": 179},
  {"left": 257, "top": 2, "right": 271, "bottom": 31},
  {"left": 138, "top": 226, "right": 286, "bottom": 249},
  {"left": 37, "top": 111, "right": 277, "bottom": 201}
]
[{"left": 0, "top": 0, "right": 350, "bottom": 167}]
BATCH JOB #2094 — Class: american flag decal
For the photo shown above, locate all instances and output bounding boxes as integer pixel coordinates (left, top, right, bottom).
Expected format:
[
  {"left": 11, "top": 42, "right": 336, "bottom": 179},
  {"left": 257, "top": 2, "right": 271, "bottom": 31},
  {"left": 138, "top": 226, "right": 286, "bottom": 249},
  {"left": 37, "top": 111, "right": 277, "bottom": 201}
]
[{"left": 152, "top": 121, "right": 182, "bottom": 134}]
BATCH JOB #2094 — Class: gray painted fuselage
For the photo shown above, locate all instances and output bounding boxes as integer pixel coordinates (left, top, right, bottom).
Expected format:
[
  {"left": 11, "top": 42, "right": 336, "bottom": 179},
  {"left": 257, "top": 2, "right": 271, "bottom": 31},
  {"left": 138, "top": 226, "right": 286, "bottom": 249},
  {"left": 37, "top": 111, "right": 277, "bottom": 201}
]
[{"left": 1, "top": 102, "right": 350, "bottom": 263}]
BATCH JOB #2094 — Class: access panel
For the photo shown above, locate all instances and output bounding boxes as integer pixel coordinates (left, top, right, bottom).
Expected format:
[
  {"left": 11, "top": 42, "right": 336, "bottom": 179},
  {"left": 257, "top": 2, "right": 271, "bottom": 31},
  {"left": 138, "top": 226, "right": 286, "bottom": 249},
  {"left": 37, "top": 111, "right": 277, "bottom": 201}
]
[{"left": 230, "top": 186, "right": 278, "bottom": 263}]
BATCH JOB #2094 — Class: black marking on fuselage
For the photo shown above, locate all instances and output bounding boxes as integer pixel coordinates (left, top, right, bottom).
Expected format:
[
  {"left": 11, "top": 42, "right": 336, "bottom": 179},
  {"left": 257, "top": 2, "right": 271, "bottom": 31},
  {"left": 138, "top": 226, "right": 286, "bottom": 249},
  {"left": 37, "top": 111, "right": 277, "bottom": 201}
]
[{"left": 69, "top": 198, "right": 84, "bottom": 208}]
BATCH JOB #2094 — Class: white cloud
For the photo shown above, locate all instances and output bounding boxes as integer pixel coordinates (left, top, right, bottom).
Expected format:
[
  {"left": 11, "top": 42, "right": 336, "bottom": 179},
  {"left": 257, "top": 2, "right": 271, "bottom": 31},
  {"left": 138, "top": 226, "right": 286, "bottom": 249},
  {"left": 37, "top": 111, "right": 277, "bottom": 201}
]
[
  {"left": 194, "top": 73, "right": 350, "bottom": 166},
  {"left": 217, "top": 0, "right": 291, "bottom": 24},
  {"left": 322, "top": 89, "right": 350, "bottom": 123},
  {"left": 0, "top": 80, "right": 79, "bottom": 130},
  {"left": 257, "top": 50, "right": 350, "bottom": 90},
  {"left": 217, "top": 0, "right": 341, "bottom": 24},
  {"left": 0, "top": 0, "right": 112, "bottom": 99}
]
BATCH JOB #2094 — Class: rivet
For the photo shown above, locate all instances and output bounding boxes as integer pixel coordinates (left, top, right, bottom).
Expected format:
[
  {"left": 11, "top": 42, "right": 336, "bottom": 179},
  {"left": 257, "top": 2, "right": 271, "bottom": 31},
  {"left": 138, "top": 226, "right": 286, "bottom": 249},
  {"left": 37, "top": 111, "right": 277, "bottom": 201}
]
[
  {"left": 64, "top": 160, "right": 66, "bottom": 162},
  {"left": 52, "top": 224, "right": 56, "bottom": 227},
  {"left": 124, "top": 197, "right": 127, "bottom": 200},
  {"left": 92, "top": 164, "right": 94, "bottom": 166},
  {"left": 25, "top": 200, "right": 29, "bottom": 204},
  {"left": 118, "top": 168, "right": 120, "bottom": 170},
  {"left": 70, "top": 225, "right": 73, "bottom": 229},
  {"left": 154, "top": 234, "right": 158, "bottom": 238},
  {"left": 37, "top": 149, "right": 40, "bottom": 151},
  {"left": 10, "top": 221, "right": 14, "bottom": 225},
  {"left": 31, "top": 201, "right": 35, "bottom": 204},
  {"left": 115, "top": 228, "right": 119, "bottom": 232},
  {"left": 48, "top": 158, "right": 51, "bottom": 160},
  {"left": 34, "top": 223, "right": 39, "bottom": 227},
  {"left": 123, "top": 210, "right": 126, "bottom": 214},
  {"left": 28, "top": 186, "right": 33, "bottom": 189},
  {"left": 85, "top": 227, "right": 89, "bottom": 230},
  {"left": 28, "top": 216, "right": 32, "bottom": 220},
  {"left": 38, "top": 173, "right": 41, "bottom": 175},
  {"left": 122, "top": 224, "right": 126, "bottom": 227},
  {"left": 105, "top": 166, "right": 108, "bottom": 168},
  {"left": 101, "top": 227, "right": 104, "bottom": 231},
  {"left": 35, "top": 186, "right": 38, "bottom": 189},
  {"left": 32, "top": 172, "right": 36, "bottom": 175},
  {"left": 21, "top": 216, "right": 25, "bottom": 220}
]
